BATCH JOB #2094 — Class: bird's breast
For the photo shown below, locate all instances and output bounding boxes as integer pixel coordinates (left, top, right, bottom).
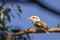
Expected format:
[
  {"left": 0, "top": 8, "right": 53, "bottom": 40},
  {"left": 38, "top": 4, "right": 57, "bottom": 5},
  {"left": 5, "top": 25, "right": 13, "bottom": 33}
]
[{"left": 34, "top": 23, "right": 43, "bottom": 28}]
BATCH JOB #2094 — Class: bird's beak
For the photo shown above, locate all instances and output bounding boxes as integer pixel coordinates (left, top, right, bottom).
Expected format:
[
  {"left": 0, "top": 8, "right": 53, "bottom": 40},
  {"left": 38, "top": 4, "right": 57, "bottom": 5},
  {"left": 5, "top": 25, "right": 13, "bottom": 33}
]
[{"left": 28, "top": 18, "right": 31, "bottom": 20}]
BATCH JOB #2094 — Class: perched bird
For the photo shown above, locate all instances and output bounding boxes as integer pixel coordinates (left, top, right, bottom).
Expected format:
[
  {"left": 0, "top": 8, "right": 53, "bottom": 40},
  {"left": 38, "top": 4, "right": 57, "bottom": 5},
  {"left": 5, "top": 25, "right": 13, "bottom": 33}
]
[{"left": 28, "top": 16, "right": 49, "bottom": 34}]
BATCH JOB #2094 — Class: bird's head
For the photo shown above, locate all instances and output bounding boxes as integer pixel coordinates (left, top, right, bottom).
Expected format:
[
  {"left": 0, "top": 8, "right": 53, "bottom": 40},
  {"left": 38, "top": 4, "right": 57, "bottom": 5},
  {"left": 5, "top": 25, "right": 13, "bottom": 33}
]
[{"left": 28, "top": 16, "right": 40, "bottom": 22}]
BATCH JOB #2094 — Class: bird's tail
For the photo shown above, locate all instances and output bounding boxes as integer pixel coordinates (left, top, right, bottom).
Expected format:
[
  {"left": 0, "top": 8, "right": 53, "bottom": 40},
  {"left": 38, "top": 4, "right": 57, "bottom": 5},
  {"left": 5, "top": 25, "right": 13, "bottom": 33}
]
[
  {"left": 40, "top": 28, "right": 49, "bottom": 34},
  {"left": 44, "top": 29, "right": 49, "bottom": 34},
  {"left": 46, "top": 32, "right": 49, "bottom": 34}
]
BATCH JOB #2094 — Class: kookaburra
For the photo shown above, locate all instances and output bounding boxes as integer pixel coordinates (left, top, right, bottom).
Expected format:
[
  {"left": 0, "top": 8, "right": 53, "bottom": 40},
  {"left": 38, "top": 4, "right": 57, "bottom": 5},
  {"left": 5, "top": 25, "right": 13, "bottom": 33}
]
[{"left": 28, "top": 16, "right": 49, "bottom": 34}]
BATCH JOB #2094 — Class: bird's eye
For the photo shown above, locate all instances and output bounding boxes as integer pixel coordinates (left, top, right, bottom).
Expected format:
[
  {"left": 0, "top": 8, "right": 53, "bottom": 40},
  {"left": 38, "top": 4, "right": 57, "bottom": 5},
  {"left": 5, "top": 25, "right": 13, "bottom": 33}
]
[
  {"left": 33, "top": 17, "right": 35, "bottom": 19},
  {"left": 36, "top": 18, "right": 38, "bottom": 19}
]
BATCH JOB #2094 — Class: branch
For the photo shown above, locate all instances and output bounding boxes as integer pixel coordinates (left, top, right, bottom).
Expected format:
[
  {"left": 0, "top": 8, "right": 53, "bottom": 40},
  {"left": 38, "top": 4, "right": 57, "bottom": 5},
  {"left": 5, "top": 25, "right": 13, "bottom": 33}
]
[{"left": 13, "top": 28, "right": 60, "bottom": 35}]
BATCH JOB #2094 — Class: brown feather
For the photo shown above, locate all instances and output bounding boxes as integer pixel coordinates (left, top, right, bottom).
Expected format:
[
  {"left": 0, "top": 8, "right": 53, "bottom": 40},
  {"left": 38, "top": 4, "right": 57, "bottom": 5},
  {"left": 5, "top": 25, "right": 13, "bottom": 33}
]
[{"left": 39, "top": 21, "right": 49, "bottom": 30}]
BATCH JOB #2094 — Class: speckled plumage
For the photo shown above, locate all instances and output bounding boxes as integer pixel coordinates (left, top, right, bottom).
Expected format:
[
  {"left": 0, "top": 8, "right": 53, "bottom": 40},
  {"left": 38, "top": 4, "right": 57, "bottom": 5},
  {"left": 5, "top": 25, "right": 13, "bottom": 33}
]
[{"left": 28, "top": 16, "right": 49, "bottom": 34}]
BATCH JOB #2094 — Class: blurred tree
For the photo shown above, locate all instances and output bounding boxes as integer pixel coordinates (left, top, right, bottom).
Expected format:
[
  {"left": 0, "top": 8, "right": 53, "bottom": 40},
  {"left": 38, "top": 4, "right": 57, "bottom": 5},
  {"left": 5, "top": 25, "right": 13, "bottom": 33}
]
[
  {"left": 0, "top": 2, "right": 22, "bottom": 40},
  {"left": 0, "top": 2, "right": 22, "bottom": 31},
  {"left": 0, "top": 2, "right": 30, "bottom": 40}
]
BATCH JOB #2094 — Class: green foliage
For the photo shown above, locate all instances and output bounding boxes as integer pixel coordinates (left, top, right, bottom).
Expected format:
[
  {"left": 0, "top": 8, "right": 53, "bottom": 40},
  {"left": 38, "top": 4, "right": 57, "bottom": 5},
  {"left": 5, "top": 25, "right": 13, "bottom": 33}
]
[
  {"left": 0, "top": 12, "right": 3, "bottom": 20},
  {"left": 0, "top": 2, "right": 6, "bottom": 11},
  {"left": 0, "top": 2, "right": 22, "bottom": 31},
  {"left": 17, "top": 5, "right": 22, "bottom": 13},
  {"left": 0, "top": 2, "right": 30, "bottom": 40},
  {"left": 23, "top": 37, "right": 27, "bottom": 40},
  {"left": 0, "top": 33, "right": 6, "bottom": 40},
  {"left": 3, "top": 8, "right": 11, "bottom": 22},
  {"left": 3, "top": 8, "right": 11, "bottom": 15},
  {"left": 0, "top": 7, "right": 2, "bottom": 11}
]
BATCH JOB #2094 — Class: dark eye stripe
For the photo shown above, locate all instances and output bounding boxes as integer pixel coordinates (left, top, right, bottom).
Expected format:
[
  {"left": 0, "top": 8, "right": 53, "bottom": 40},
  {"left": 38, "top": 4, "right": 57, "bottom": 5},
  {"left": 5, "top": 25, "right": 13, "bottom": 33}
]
[{"left": 36, "top": 18, "right": 38, "bottom": 19}]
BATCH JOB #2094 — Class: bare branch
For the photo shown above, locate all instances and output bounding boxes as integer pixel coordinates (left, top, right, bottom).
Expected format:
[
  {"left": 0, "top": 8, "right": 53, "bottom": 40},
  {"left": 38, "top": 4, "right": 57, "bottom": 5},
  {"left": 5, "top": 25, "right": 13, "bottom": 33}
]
[{"left": 13, "top": 28, "right": 60, "bottom": 35}]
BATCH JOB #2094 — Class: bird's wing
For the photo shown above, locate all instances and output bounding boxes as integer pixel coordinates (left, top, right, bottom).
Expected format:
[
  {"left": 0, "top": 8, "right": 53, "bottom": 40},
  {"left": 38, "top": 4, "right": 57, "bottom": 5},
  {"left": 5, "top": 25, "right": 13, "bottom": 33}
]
[
  {"left": 39, "top": 21, "right": 49, "bottom": 29},
  {"left": 33, "top": 21, "right": 48, "bottom": 29},
  {"left": 33, "top": 21, "right": 43, "bottom": 28}
]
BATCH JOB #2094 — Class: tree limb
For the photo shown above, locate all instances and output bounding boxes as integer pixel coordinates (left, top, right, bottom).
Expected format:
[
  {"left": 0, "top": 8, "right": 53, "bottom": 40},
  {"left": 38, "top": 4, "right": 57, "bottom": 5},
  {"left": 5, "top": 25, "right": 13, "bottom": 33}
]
[{"left": 13, "top": 28, "right": 60, "bottom": 35}]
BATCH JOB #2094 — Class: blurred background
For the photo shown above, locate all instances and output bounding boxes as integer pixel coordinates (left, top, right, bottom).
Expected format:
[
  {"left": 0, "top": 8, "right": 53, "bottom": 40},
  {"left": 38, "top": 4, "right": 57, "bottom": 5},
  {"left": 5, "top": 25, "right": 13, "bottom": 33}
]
[{"left": 0, "top": 0, "right": 60, "bottom": 40}]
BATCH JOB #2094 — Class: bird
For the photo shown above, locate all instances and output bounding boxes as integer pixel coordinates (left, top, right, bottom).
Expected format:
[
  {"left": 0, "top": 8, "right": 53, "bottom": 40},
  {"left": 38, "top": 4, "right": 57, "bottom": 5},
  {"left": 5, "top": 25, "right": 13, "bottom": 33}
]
[{"left": 28, "top": 16, "right": 49, "bottom": 34}]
